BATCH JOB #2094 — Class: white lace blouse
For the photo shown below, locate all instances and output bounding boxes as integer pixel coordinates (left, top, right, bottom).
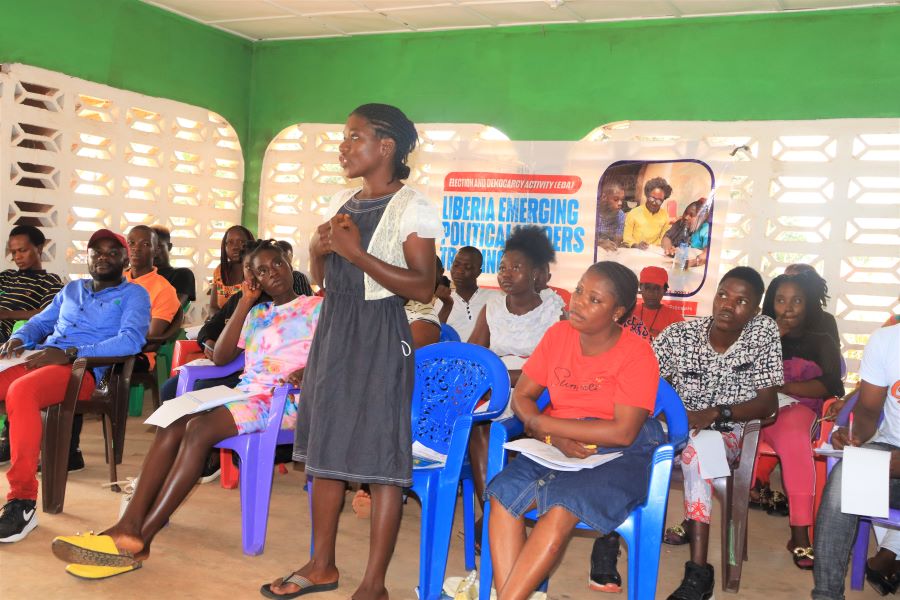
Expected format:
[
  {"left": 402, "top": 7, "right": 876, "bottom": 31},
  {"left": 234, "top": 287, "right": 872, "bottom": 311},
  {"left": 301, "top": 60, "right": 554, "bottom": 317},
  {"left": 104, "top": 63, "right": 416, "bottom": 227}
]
[
  {"left": 324, "top": 185, "right": 442, "bottom": 300},
  {"left": 486, "top": 292, "right": 565, "bottom": 370}
]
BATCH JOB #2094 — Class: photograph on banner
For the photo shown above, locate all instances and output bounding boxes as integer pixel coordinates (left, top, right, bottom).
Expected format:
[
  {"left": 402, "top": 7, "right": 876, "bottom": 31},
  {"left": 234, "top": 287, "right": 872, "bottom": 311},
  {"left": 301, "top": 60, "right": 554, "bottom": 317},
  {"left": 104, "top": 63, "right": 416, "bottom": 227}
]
[{"left": 593, "top": 159, "right": 714, "bottom": 299}]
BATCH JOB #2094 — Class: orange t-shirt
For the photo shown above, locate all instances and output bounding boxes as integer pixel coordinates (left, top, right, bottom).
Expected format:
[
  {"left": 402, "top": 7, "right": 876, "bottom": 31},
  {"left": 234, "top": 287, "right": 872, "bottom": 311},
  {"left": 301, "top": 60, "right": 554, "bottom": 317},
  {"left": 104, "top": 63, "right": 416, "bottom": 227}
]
[
  {"left": 634, "top": 303, "right": 684, "bottom": 340},
  {"left": 126, "top": 268, "right": 181, "bottom": 368},
  {"left": 523, "top": 321, "right": 659, "bottom": 420}
]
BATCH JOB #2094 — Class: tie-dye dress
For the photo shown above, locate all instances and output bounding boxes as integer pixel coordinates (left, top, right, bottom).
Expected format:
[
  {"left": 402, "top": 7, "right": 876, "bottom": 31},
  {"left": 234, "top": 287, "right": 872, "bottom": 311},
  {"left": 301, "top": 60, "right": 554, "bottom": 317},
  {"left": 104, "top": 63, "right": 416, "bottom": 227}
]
[{"left": 224, "top": 294, "right": 323, "bottom": 435}]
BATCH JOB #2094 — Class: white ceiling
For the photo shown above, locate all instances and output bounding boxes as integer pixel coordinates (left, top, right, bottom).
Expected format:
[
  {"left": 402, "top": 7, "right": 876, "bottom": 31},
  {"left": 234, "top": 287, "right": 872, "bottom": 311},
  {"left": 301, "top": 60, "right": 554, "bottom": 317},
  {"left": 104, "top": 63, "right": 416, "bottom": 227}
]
[{"left": 140, "top": 0, "right": 898, "bottom": 40}]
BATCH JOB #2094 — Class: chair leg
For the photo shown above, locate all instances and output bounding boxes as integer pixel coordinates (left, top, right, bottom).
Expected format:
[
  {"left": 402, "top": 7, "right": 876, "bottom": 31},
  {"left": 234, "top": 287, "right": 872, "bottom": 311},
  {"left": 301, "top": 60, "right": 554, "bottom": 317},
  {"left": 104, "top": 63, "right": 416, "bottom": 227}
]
[
  {"left": 461, "top": 476, "right": 476, "bottom": 571},
  {"left": 850, "top": 519, "right": 871, "bottom": 591},
  {"left": 479, "top": 499, "right": 493, "bottom": 600},
  {"left": 147, "top": 370, "right": 160, "bottom": 410},
  {"left": 40, "top": 405, "right": 75, "bottom": 514},
  {"left": 220, "top": 448, "right": 239, "bottom": 489},
  {"left": 104, "top": 415, "right": 119, "bottom": 492}
]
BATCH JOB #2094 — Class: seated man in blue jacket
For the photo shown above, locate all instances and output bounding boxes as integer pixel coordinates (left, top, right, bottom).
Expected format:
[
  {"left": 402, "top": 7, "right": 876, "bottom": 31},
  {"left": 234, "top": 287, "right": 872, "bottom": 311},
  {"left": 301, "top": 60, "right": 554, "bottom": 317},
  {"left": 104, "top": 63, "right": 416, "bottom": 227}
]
[{"left": 0, "top": 228, "right": 150, "bottom": 543}]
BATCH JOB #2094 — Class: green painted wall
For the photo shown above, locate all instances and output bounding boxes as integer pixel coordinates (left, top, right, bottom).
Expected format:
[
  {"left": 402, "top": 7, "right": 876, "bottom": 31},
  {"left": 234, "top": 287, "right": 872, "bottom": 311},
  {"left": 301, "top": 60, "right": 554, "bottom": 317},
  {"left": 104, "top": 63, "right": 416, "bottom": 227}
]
[
  {"left": 0, "top": 0, "right": 252, "bottom": 166},
  {"left": 245, "top": 6, "right": 900, "bottom": 228}
]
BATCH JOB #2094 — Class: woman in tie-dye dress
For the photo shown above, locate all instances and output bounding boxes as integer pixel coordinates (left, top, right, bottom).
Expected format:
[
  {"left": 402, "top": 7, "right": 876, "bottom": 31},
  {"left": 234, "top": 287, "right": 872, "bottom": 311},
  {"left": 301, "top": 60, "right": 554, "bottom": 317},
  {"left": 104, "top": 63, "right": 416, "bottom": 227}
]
[{"left": 51, "top": 240, "right": 322, "bottom": 577}]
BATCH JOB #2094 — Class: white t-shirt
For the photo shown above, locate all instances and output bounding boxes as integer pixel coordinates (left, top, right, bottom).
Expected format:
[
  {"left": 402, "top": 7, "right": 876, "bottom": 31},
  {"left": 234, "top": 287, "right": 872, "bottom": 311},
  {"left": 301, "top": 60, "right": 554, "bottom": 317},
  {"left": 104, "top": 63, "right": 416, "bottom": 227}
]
[
  {"left": 486, "top": 292, "right": 565, "bottom": 371},
  {"left": 435, "top": 287, "right": 500, "bottom": 342},
  {"left": 865, "top": 325, "right": 900, "bottom": 446}
]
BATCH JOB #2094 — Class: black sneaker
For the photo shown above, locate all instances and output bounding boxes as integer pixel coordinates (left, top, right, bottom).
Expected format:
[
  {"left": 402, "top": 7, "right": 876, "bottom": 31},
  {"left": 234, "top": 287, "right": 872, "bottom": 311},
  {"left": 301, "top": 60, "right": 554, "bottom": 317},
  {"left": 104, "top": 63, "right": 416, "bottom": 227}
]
[
  {"left": 0, "top": 436, "right": 9, "bottom": 467},
  {"left": 589, "top": 532, "right": 622, "bottom": 592},
  {"left": 667, "top": 561, "right": 714, "bottom": 600},
  {"left": 198, "top": 451, "right": 220, "bottom": 484},
  {"left": 0, "top": 498, "right": 38, "bottom": 543},
  {"left": 36, "top": 449, "right": 85, "bottom": 474}
]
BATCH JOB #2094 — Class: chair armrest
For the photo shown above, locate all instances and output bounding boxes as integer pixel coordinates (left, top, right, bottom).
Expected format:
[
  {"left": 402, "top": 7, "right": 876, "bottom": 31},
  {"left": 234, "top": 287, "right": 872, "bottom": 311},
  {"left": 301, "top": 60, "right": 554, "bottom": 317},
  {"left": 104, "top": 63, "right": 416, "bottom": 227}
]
[
  {"left": 485, "top": 416, "right": 526, "bottom": 483},
  {"left": 175, "top": 353, "right": 245, "bottom": 396},
  {"left": 74, "top": 355, "right": 136, "bottom": 368}
]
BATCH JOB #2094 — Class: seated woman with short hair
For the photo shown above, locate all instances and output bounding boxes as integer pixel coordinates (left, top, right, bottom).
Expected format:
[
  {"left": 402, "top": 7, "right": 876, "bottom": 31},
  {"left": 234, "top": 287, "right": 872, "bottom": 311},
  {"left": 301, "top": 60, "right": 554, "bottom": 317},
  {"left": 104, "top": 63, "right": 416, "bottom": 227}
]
[
  {"left": 50, "top": 240, "right": 323, "bottom": 579},
  {"left": 485, "top": 261, "right": 664, "bottom": 599}
]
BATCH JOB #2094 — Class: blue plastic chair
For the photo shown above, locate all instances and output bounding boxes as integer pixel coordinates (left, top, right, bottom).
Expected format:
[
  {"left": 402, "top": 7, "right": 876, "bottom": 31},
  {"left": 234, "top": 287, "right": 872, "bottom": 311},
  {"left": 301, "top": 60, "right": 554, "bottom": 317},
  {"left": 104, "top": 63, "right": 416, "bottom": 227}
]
[
  {"left": 439, "top": 323, "right": 461, "bottom": 342},
  {"left": 479, "top": 379, "right": 688, "bottom": 600},
  {"left": 407, "top": 342, "right": 510, "bottom": 600},
  {"left": 177, "top": 355, "right": 299, "bottom": 556}
]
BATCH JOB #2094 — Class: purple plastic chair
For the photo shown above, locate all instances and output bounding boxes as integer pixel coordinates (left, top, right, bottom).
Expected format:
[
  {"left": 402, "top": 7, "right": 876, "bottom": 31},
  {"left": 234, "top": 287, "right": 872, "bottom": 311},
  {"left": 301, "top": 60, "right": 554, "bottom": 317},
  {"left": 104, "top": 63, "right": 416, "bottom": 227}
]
[
  {"left": 177, "top": 355, "right": 298, "bottom": 556},
  {"left": 827, "top": 391, "right": 899, "bottom": 591}
]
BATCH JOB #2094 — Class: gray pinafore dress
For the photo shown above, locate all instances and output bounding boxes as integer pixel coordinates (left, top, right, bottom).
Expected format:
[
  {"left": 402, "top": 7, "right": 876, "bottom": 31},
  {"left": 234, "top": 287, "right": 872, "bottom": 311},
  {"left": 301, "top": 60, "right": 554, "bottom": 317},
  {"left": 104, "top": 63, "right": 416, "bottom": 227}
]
[{"left": 293, "top": 193, "right": 415, "bottom": 487}]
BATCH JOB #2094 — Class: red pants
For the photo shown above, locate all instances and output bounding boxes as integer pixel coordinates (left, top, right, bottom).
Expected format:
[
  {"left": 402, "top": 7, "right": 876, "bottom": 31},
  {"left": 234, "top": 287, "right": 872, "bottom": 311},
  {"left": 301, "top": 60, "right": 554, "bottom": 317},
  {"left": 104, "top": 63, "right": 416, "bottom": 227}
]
[
  {"left": 759, "top": 403, "right": 817, "bottom": 526},
  {"left": 0, "top": 363, "right": 95, "bottom": 501}
]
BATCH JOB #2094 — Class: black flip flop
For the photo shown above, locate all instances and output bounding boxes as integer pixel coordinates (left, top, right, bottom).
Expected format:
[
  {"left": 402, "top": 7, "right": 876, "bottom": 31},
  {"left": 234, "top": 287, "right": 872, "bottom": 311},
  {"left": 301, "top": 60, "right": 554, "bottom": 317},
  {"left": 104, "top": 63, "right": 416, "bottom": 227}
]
[{"left": 260, "top": 573, "right": 339, "bottom": 599}]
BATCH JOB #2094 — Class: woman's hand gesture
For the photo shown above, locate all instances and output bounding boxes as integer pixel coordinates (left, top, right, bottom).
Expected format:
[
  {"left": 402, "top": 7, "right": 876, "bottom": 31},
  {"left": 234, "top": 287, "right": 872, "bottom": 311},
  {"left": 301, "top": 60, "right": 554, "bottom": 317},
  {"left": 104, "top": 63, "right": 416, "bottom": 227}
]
[
  {"left": 329, "top": 214, "right": 362, "bottom": 263},
  {"left": 311, "top": 221, "right": 334, "bottom": 258},
  {"left": 239, "top": 277, "right": 262, "bottom": 306}
]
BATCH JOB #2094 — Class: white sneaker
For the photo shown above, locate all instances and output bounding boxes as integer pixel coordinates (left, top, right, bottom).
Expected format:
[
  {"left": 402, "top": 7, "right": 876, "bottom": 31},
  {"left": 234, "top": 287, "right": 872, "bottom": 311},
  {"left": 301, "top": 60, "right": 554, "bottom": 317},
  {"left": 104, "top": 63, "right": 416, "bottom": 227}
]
[{"left": 103, "top": 477, "right": 139, "bottom": 519}]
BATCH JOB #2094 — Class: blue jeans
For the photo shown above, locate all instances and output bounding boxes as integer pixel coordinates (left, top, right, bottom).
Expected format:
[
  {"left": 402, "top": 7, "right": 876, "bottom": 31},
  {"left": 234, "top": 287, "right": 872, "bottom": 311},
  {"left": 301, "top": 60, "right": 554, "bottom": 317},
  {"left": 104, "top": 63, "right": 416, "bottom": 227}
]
[{"left": 812, "top": 441, "right": 900, "bottom": 600}]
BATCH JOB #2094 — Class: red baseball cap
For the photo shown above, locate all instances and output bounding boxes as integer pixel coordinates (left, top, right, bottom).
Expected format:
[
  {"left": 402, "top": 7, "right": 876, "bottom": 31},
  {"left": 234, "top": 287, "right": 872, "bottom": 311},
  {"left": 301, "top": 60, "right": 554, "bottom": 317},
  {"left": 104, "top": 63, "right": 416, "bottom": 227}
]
[
  {"left": 88, "top": 228, "right": 127, "bottom": 249},
  {"left": 640, "top": 266, "right": 668, "bottom": 287}
]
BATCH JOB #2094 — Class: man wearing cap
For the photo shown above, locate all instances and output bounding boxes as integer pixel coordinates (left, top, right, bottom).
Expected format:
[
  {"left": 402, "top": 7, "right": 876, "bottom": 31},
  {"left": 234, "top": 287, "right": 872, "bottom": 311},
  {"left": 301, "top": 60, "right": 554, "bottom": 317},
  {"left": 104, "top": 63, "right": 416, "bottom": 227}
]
[
  {"left": 0, "top": 228, "right": 150, "bottom": 543},
  {"left": 636, "top": 266, "right": 684, "bottom": 340}
]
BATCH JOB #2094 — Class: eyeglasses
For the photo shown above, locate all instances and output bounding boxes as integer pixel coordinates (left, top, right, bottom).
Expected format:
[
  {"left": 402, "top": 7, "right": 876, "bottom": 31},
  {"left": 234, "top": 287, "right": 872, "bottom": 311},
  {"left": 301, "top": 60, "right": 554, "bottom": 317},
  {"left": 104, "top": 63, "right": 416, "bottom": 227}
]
[{"left": 252, "top": 258, "right": 287, "bottom": 279}]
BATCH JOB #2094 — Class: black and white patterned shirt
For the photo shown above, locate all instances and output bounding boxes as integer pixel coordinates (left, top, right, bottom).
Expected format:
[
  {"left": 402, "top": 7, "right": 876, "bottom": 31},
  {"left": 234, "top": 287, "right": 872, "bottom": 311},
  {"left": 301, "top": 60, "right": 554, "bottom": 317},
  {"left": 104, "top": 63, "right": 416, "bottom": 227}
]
[{"left": 652, "top": 315, "right": 784, "bottom": 412}]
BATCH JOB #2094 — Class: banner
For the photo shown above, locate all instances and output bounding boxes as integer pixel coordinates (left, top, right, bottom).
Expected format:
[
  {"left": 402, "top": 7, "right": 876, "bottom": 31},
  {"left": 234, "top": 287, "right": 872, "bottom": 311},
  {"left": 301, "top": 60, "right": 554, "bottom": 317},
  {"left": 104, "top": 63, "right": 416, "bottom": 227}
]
[{"left": 436, "top": 141, "right": 732, "bottom": 315}]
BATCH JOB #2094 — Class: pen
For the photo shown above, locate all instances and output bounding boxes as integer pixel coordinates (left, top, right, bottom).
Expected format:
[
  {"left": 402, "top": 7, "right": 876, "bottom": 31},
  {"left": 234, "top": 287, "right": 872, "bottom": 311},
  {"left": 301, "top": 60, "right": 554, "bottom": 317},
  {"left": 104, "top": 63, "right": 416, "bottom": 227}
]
[{"left": 849, "top": 413, "right": 854, "bottom": 441}]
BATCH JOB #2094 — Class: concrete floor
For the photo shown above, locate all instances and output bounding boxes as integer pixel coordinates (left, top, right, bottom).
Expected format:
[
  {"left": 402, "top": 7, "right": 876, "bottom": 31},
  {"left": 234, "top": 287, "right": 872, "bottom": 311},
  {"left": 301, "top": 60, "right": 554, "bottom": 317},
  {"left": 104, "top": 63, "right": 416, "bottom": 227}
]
[{"left": 0, "top": 413, "right": 886, "bottom": 600}]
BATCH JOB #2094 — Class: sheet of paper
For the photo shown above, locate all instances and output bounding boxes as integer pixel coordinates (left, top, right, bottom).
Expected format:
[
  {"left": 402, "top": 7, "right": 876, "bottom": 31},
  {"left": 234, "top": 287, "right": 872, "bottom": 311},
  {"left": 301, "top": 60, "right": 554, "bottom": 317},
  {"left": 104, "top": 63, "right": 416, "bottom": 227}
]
[
  {"left": 814, "top": 444, "right": 843, "bottom": 458},
  {"left": 841, "top": 446, "right": 890, "bottom": 518},
  {"left": 503, "top": 438, "right": 622, "bottom": 472},
  {"left": 0, "top": 349, "right": 39, "bottom": 373},
  {"left": 778, "top": 392, "right": 799, "bottom": 409},
  {"left": 411, "top": 440, "right": 447, "bottom": 468},
  {"left": 184, "top": 325, "right": 202, "bottom": 340},
  {"left": 174, "top": 358, "right": 216, "bottom": 372},
  {"left": 692, "top": 430, "right": 731, "bottom": 479},
  {"left": 144, "top": 385, "right": 249, "bottom": 428}
]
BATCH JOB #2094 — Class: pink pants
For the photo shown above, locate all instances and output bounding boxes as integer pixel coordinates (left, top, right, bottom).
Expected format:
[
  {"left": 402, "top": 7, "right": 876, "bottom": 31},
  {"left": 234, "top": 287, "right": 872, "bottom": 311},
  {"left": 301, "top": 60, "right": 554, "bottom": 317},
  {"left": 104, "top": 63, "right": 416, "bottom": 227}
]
[
  {"left": 1, "top": 363, "right": 95, "bottom": 501},
  {"left": 759, "top": 403, "right": 817, "bottom": 527}
]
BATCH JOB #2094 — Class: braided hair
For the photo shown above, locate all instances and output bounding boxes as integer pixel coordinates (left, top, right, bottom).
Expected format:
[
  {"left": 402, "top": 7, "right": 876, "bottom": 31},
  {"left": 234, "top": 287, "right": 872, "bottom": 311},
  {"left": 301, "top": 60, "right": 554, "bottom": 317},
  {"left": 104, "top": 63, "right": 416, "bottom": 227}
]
[{"left": 351, "top": 103, "right": 418, "bottom": 182}]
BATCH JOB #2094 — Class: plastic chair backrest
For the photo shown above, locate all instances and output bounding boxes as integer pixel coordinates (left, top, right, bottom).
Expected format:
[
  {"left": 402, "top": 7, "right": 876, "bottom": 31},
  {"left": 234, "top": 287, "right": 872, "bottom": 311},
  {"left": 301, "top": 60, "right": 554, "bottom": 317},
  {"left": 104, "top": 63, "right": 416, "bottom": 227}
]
[
  {"left": 439, "top": 323, "right": 461, "bottom": 342},
  {"left": 410, "top": 342, "right": 510, "bottom": 457},
  {"left": 835, "top": 389, "right": 883, "bottom": 429}
]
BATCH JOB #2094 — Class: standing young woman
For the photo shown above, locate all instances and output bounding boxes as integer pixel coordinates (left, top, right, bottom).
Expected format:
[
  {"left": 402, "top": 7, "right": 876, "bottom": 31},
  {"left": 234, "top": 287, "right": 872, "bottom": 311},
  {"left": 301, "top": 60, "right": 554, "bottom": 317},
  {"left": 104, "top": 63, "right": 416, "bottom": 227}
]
[
  {"left": 209, "top": 225, "right": 255, "bottom": 316},
  {"left": 263, "top": 104, "right": 440, "bottom": 600},
  {"left": 756, "top": 272, "right": 844, "bottom": 569}
]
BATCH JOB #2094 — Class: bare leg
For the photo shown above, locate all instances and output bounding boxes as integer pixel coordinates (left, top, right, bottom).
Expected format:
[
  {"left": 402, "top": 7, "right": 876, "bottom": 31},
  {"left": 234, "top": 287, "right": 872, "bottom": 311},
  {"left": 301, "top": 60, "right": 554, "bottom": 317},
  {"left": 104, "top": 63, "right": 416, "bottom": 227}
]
[
  {"left": 138, "top": 407, "right": 238, "bottom": 545},
  {"left": 790, "top": 524, "right": 811, "bottom": 548},
  {"left": 469, "top": 423, "right": 490, "bottom": 508},
  {"left": 488, "top": 497, "right": 529, "bottom": 591},
  {"left": 497, "top": 506, "right": 580, "bottom": 600},
  {"left": 100, "top": 415, "right": 193, "bottom": 558},
  {"left": 267, "top": 477, "right": 343, "bottom": 597},
  {"left": 689, "top": 520, "right": 711, "bottom": 566},
  {"left": 352, "top": 483, "right": 404, "bottom": 600}
]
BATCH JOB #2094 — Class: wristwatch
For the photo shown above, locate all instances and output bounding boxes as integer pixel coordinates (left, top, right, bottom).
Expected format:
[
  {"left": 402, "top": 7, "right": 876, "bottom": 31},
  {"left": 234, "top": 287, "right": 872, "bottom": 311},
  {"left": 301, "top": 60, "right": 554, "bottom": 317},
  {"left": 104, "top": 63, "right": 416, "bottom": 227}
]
[
  {"left": 717, "top": 405, "right": 734, "bottom": 421},
  {"left": 65, "top": 347, "right": 79, "bottom": 363}
]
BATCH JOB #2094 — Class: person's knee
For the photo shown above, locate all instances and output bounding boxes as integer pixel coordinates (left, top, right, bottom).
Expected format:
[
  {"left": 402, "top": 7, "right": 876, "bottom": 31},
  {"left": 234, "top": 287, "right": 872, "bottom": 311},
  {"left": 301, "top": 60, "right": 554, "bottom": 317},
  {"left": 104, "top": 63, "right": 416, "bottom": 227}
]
[{"left": 182, "top": 419, "right": 216, "bottom": 450}]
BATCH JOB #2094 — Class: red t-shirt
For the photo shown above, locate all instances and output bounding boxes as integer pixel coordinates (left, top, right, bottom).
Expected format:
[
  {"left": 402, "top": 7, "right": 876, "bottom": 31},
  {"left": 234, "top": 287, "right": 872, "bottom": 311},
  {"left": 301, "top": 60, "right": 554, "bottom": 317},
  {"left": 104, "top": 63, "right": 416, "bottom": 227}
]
[
  {"left": 523, "top": 321, "right": 659, "bottom": 420},
  {"left": 634, "top": 302, "right": 684, "bottom": 340}
]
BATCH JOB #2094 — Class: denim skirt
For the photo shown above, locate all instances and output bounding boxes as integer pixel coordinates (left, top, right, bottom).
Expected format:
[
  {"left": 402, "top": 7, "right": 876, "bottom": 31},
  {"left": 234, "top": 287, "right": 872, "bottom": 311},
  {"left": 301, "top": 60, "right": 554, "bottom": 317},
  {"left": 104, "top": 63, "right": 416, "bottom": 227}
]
[{"left": 484, "top": 418, "right": 666, "bottom": 534}]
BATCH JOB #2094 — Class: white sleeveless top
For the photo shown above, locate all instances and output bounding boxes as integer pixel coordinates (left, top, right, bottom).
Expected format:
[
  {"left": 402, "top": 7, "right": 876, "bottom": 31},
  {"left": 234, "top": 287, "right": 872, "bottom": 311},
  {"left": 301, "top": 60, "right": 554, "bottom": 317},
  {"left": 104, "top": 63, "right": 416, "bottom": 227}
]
[{"left": 486, "top": 292, "right": 565, "bottom": 370}]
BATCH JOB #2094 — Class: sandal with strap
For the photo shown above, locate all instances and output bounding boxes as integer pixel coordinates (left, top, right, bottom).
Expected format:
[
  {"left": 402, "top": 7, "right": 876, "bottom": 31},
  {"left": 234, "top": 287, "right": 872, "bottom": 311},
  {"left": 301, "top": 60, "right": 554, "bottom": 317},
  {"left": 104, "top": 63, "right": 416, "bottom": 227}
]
[
  {"left": 749, "top": 482, "right": 771, "bottom": 510},
  {"left": 260, "top": 573, "right": 339, "bottom": 599},
  {"left": 767, "top": 491, "right": 790, "bottom": 517},
  {"left": 663, "top": 520, "right": 690, "bottom": 546},
  {"left": 788, "top": 542, "right": 814, "bottom": 570}
]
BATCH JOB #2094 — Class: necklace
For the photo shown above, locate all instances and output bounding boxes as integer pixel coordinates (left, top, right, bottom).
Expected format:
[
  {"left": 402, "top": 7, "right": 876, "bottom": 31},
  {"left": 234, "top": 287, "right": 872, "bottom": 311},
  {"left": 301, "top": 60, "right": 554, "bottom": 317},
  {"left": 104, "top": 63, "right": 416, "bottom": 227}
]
[{"left": 640, "top": 304, "right": 662, "bottom": 336}]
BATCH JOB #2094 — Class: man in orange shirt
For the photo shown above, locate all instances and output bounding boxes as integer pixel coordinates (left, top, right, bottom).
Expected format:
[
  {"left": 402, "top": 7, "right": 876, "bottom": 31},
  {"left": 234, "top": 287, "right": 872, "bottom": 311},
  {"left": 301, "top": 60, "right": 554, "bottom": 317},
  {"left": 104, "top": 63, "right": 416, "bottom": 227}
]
[
  {"left": 124, "top": 225, "right": 180, "bottom": 371},
  {"left": 635, "top": 266, "right": 684, "bottom": 341}
]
